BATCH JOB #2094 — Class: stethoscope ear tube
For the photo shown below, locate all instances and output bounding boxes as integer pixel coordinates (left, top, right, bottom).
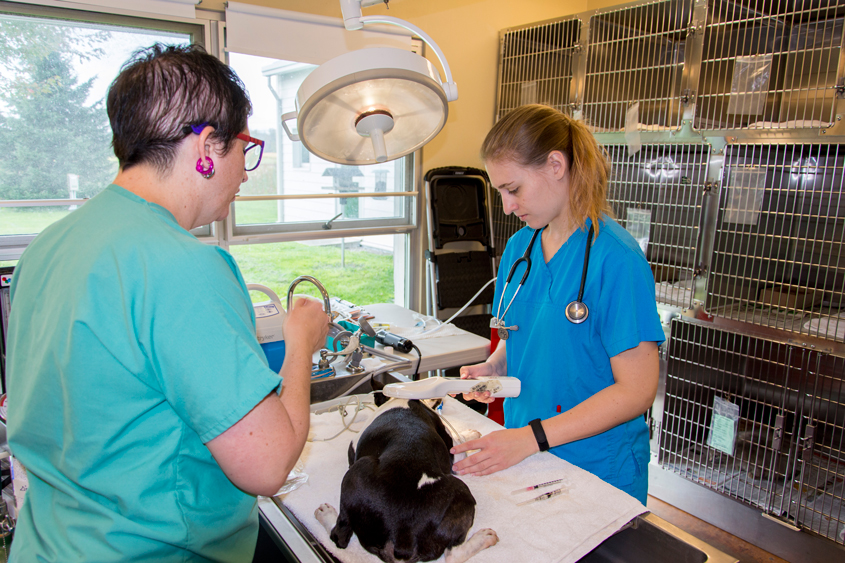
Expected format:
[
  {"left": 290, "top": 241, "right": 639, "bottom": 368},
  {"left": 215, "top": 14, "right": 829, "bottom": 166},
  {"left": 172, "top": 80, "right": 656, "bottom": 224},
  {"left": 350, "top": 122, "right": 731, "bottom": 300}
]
[{"left": 565, "top": 224, "right": 594, "bottom": 324}]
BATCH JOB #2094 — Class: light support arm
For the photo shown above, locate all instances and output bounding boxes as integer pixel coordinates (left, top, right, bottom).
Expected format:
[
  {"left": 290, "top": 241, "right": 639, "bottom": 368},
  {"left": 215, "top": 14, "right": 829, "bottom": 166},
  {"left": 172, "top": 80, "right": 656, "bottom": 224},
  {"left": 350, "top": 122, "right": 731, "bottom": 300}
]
[
  {"left": 339, "top": 0, "right": 458, "bottom": 102},
  {"left": 358, "top": 15, "right": 458, "bottom": 102}
]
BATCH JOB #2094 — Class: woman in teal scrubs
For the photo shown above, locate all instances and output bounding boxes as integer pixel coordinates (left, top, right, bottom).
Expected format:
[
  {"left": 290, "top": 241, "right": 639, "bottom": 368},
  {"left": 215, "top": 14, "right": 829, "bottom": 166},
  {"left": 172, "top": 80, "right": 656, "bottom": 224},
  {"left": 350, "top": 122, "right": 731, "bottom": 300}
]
[
  {"left": 7, "top": 45, "right": 328, "bottom": 562},
  {"left": 451, "top": 105, "right": 664, "bottom": 504}
]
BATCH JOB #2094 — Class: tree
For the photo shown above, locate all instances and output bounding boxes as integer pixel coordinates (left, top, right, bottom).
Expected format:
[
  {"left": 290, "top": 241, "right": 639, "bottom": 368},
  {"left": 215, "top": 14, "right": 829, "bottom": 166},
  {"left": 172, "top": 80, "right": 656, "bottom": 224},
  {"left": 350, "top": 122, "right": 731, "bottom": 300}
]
[{"left": 0, "top": 18, "right": 114, "bottom": 201}]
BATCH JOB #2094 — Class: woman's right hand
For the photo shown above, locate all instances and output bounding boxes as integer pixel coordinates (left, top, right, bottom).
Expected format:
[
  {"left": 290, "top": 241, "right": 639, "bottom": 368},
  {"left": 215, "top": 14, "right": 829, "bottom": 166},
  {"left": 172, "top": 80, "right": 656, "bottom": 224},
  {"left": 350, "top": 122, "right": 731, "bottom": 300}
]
[
  {"left": 285, "top": 297, "right": 329, "bottom": 354},
  {"left": 458, "top": 362, "right": 499, "bottom": 404}
]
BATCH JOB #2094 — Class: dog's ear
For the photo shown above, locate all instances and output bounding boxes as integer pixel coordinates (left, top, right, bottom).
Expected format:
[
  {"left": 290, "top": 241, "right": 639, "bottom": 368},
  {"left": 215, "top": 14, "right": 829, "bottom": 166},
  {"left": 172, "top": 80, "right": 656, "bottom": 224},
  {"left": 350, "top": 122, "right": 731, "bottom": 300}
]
[
  {"left": 347, "top": 441, "right": 356, "bottom": 467},
  {"left": 417, "top": 479, "right": 477, "bottom": 559},
  {"left": 330, "top": 508, "right": 354, "bottom": 549}
]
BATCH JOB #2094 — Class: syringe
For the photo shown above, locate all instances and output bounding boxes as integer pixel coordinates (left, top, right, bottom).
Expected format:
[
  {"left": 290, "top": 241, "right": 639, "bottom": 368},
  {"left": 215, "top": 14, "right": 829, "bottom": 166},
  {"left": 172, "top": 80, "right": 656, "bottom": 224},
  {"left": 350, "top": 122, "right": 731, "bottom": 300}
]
[{"left": 516, "top": 487, "right": 567, "bottom": 506}]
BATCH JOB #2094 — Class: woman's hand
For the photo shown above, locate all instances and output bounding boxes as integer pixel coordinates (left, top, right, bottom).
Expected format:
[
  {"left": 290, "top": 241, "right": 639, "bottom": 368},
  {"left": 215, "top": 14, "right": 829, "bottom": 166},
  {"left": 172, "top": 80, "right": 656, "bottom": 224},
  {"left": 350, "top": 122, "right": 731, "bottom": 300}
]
[
  {"left": 457, "top": 341, "right": 507, "bottom": 403},
  {"left": 284, "top": 297, "right": 329, "bottom": 354},
  {"left": 450, "top": 426, "right": 537, "bottom": 476},
  {"left": 457, "top": 362, "right": 500, "bottom": 403}
]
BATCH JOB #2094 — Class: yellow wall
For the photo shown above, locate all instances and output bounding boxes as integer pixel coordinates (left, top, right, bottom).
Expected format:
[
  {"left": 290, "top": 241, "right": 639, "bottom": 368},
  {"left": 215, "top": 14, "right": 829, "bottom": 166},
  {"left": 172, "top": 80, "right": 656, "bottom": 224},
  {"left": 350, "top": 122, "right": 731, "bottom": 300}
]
[{"left": 204, "top": 0, "right": 597, "bottom": 172}]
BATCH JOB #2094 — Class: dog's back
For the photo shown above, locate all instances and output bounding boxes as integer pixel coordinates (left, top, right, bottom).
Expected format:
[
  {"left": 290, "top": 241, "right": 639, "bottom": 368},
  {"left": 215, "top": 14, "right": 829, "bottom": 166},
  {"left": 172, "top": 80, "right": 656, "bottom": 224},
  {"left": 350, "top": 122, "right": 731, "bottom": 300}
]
[{"left": 330, "top": 400, "right": 476, "bottom": 563}]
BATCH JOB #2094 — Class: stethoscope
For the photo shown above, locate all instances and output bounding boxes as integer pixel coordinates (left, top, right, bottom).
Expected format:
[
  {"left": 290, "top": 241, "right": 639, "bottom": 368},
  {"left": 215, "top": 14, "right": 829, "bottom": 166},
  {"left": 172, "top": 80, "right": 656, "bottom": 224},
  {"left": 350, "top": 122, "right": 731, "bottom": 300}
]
[{"left": 491, "top": 224, "right": 595, "bottom": 341}]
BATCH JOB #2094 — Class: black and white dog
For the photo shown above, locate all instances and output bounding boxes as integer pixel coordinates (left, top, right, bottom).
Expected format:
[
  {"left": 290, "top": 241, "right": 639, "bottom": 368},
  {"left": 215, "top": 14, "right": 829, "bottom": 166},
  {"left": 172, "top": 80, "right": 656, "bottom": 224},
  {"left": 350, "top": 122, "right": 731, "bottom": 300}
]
[{"left": 315, "top": 398, "right": 498, "bottom": 563}]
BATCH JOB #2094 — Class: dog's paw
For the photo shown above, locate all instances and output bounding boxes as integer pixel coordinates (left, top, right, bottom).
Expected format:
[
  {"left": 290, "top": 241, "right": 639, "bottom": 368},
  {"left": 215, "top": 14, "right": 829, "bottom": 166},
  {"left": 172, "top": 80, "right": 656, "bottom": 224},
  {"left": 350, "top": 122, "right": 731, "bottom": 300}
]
[
  {"left": 474, "top": 528, "right": 499, "bottom": 548},
  {"left": 445, "top": 528, "right": 499, "bottom": 563},
  {"left": 314, "top": 503, "right": 338, "bottom": 531}
]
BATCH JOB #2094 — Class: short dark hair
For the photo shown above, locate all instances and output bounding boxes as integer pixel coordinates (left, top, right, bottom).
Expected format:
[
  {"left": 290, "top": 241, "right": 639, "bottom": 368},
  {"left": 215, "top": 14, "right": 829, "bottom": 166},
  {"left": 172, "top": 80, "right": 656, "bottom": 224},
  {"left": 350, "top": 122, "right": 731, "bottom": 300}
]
[{"left": 107, "top": 43, "right": 252, "bottom": 172}]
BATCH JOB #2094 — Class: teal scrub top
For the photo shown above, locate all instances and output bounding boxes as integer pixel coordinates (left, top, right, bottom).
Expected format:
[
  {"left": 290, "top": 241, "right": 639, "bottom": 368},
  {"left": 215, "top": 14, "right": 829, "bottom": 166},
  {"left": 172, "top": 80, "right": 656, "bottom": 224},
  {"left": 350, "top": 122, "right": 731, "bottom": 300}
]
[
  {"left": 494, "top": 216, "right": 665, "bottom": 504},
  {"left": 6, "top": 185, "right": 283, "bottom": 562}
]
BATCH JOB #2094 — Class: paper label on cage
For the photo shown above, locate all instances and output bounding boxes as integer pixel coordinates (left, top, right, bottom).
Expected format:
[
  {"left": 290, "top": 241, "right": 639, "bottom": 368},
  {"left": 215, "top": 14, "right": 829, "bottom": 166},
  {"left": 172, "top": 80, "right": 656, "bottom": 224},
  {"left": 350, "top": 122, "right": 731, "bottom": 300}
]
[
  {"left": 520, "top": 81, "right": 538, "bottom": 105},
  {"left": 625, "top": 208, "right": 652, "bottom": 254},
  {"left": 727, "top": 54, "right": 772, "bottom": 115},
  {"left": 708, "top": 396, "right": 740, "bottom": 455},
  {"left": 723, "top": 168, "right": 767, "bottom": 225},
  {"left": 625, "top": 102, "right": 642, "bottom": 157}
]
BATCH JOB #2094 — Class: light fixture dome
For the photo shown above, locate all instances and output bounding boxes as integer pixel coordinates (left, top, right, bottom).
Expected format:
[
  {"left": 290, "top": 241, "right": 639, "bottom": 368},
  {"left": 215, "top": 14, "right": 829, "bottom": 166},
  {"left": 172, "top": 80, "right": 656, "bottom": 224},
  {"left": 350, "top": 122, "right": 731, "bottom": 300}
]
[{"left": 283, "top": 47, "right": 449, "bottom": 165}]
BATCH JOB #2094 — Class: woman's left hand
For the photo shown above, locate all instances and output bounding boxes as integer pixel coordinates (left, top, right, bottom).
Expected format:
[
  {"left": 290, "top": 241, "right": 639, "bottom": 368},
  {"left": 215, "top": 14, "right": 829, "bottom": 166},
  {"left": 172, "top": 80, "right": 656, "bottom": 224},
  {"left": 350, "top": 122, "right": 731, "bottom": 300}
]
[{"left": 450, "top": 426, "right": 538, "bottom": 476}]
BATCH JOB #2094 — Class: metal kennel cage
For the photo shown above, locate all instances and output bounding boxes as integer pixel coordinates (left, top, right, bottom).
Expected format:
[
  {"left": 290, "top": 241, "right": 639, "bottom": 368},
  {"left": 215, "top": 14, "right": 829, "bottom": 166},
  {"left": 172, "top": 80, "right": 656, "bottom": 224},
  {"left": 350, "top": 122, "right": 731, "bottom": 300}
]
[
  {"left": 605, "top": 143, "right": 709, "bottom": 309},
  {"left": 694, "top": 0, "right": 845, "bottom": 132},
  {"left": 494, "top": 0, "right": 845, "bottom": 556},
  {"left": 583, "top": 0, "right": 692, "bottom": 132},
  {"left": 496, "top": 17, "right": 581, "bottom": 120},
  {"left": 659, "top": 317, "right": 845, "bottom": 545},
  {"left": 706, "top": 143, "right": 845, "bottom": 342}
]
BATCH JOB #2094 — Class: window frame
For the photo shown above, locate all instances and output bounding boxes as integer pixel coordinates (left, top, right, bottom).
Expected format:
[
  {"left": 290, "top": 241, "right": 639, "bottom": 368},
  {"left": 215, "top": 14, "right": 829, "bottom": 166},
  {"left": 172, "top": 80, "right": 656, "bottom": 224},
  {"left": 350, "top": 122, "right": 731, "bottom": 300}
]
[{"left": 0, "top": 0, "right": 210, "bottom": 260}]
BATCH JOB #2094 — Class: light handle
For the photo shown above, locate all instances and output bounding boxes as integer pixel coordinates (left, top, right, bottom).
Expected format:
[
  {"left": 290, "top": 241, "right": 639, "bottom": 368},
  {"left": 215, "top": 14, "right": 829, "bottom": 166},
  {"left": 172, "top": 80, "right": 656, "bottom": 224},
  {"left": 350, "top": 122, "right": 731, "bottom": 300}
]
[{"left": 281, "top": 111, "right": 300, "bottom": 141}]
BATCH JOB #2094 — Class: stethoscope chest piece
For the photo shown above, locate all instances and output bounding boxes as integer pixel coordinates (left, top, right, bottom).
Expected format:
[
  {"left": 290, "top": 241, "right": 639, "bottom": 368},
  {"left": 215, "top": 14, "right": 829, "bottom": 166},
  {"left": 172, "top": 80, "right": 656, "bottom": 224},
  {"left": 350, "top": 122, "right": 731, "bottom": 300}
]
[{"left": 565, "top": 300, "right": 589, "bottom": 324}]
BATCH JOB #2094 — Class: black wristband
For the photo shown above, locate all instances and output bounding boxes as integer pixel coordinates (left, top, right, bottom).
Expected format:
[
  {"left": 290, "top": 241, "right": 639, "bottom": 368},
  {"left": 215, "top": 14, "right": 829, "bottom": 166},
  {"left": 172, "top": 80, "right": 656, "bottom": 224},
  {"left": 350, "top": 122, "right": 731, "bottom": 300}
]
[{"left": 529, "top": 418, "right": 549, "bottom": 452}]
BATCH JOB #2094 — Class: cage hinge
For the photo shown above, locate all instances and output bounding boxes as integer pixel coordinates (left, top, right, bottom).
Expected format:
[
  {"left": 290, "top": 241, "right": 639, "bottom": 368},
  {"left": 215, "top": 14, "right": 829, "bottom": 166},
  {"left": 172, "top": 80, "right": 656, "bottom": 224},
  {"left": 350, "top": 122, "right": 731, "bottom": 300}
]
[
  {"left": 801, "top": 424, "right": 816, "bottom": 460},
  {"left": 680, "top": 89, "right": 695, "bottom": 105},
  {"left": 648, "top": 416, "right": 660, "bottom": 440},
  {"left": 773, "top": 414, "right": 785, "bottom": 451}
]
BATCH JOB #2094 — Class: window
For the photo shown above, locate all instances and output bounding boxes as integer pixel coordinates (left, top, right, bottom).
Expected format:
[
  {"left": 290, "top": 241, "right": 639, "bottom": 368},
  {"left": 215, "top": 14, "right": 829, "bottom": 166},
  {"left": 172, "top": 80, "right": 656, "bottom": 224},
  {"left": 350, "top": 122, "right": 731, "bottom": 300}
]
[
  {"left": 0, "top": 3, "right": 204, "bottom": 261},
  {"left": 0, "top": 3, "right": 421, "bottom": 308},
  {"left": 226, "top": 52, "right": 418, "bottom": 306},
  {"left": 293, "top": 142, "right": 310, "bottom": 168}
]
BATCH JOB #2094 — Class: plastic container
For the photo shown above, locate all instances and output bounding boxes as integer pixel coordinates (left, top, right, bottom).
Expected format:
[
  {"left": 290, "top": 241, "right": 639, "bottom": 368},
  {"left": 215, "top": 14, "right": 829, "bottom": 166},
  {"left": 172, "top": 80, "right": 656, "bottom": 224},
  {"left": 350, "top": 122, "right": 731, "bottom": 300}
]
[{"left": 247, "top": 284, "right": 286, "bottom": 373}]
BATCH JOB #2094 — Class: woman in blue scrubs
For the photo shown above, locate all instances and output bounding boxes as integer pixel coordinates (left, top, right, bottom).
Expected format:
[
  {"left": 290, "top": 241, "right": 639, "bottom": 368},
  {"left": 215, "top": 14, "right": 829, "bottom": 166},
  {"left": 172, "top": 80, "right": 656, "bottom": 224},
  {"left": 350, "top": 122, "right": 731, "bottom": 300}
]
[{"left": 451, "top": 105, "right": 664, "bottom": 504}]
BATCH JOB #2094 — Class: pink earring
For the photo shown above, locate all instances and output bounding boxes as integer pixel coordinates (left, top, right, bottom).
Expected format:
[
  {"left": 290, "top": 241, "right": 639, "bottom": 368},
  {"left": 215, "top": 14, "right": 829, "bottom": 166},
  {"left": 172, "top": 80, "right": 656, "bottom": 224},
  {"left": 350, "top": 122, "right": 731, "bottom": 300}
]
[{"left": 196, "top": 157, "right": 215, "bottom": 179}]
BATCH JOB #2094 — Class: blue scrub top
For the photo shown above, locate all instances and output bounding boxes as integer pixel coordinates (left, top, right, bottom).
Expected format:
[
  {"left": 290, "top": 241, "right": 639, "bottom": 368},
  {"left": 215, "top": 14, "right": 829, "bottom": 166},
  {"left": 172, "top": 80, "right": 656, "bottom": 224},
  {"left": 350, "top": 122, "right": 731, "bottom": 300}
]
[{"left": 494, "top": 215, "right": 665, "bottom": 503}]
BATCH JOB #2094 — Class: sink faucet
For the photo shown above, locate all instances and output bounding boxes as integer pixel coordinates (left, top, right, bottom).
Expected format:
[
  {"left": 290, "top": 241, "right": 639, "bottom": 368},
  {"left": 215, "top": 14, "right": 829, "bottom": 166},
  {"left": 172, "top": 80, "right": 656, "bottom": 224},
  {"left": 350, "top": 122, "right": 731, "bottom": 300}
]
[{"left": 287, "top": 275, "right": 333, "bottom": 319}]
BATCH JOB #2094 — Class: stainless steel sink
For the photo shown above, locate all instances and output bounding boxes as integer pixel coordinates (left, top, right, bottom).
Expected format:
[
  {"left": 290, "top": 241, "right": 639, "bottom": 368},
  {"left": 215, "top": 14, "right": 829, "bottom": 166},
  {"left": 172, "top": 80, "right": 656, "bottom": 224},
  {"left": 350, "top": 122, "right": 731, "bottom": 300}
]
[{"left": 309, "top": 369, "right": 409, "bottom": 404}]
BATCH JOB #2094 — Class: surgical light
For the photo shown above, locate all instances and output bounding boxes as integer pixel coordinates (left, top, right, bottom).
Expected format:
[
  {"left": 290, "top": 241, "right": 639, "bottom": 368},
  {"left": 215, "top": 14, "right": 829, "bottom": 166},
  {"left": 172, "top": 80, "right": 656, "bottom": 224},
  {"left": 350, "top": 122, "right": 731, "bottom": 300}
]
[{"left": 280, "top": 0, "right": 458, "bottom": 165}]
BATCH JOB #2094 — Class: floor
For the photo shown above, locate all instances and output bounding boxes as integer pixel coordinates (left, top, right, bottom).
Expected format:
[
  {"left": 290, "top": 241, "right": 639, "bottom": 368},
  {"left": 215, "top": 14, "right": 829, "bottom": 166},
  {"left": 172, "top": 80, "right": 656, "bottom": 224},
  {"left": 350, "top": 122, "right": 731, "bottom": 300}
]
[{"left": 647, "top": 496, "right": 790, "bottom": 563}]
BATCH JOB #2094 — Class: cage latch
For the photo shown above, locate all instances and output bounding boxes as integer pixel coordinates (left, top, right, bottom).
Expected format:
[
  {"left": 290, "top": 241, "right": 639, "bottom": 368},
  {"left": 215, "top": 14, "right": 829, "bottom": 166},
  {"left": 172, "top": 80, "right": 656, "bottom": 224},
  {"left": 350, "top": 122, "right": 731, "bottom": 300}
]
[
  {"left": 703, "top": 181, "right": 716, "bottom": 194},
  {"left": 801, "top": 424, "right": 816, "bottom": 460},
  {"left": 836, "top": 80, "right": 845, "bottom": 99},
  {"left": 773, "top": 414, "right": 785, "bottom": 451},
  {"left": 680, "top": 89, "right": 695, "bottom": 105}
]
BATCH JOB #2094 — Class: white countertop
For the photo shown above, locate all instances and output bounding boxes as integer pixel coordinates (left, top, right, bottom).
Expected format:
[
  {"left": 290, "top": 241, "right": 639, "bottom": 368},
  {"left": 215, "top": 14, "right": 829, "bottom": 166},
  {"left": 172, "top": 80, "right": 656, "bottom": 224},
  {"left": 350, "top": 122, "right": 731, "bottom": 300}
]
[{"left": 362, "top": 303, "right": 490, "bottom": 375}]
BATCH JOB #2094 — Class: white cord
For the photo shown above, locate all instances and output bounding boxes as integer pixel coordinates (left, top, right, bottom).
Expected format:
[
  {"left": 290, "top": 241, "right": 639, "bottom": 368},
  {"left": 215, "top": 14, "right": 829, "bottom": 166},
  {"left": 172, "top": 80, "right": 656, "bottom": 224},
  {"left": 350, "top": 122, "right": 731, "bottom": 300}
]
[
  {"left": 309, "top": 394, "right": 378, "bottom": 442},
  {"left": 420, "top": 277, "right": 496, "bottom": 335},
  {"left": 420, "top": 400, "right": 465, "bottom": 445}
]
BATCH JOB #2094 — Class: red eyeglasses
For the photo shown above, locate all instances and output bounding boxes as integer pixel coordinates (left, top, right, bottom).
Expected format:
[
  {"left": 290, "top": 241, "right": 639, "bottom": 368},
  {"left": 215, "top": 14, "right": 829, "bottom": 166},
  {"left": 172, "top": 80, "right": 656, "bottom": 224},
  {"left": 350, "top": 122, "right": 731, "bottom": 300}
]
[{"left": 188, "top": 123, "right": 265, "bottom": 172}]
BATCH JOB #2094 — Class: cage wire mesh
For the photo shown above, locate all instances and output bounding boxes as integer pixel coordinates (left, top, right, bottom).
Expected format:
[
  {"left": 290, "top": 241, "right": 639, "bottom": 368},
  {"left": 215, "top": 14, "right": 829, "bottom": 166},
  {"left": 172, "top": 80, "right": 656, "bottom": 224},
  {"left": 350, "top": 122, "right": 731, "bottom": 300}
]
[
  {"left": 695, "top": 0, "right": 845, "bottom": 131},
  {"left": 496, "top": 18, "right": 581, "bottom": 120},
  {"left": 606, "top": 143, "right": 708, "bottom": 309},
  {"left": 660, "top": 318, "right": 845, "bottom": 544},
  {"left": 583, "top": 0, "right": 691, "bottom": 132},
  {"left": 706, "top": 143, "right": 845, "bottom": 342}
]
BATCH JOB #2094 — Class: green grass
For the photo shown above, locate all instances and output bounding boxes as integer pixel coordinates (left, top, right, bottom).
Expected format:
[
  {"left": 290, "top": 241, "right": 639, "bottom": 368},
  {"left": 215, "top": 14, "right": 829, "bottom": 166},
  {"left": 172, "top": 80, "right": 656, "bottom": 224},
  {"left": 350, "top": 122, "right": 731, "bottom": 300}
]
[
  {"left": 1, "top": 193, "right": 395, "bottom": 305},
  {"left": 230, "top": 241, "right": 394, "bottom": 306},
  {"left": 0, "top": 207, "right": 72, "bottom": 236}
]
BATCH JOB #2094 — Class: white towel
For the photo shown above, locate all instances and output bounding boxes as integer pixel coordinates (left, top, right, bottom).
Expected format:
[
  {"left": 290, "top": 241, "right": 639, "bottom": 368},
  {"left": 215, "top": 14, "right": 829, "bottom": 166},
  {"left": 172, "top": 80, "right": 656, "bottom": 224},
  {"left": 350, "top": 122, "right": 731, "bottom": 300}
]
[{"left": 278, "top": 397, "right": 647, "bottom": 563}]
